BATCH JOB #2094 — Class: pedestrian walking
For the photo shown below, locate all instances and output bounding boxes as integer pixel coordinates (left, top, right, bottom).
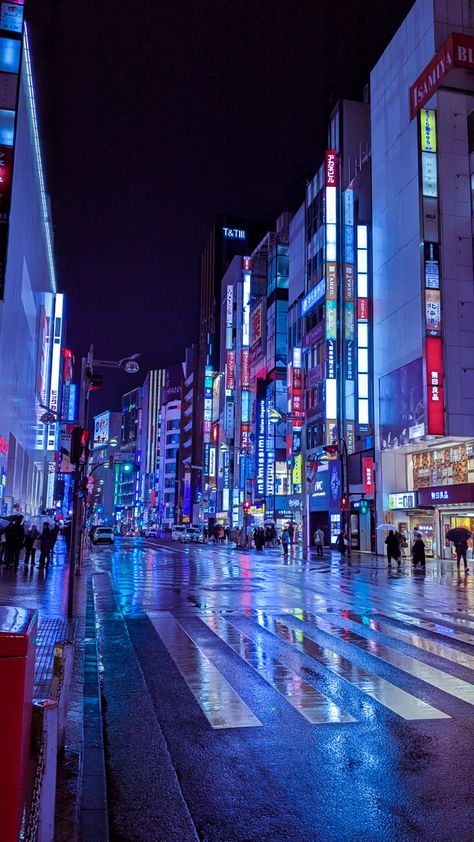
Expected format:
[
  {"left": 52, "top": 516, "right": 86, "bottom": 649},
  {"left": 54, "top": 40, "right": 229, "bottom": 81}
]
[
  {"left": 51, "top": 522, "right": 60, "bottom": 553},
  {"left": 412, "top": 536, "right": 426, "bottom": 570},
  {"left": 336, "top": 530, "right": 346, "bottom": 556},
  {"left": 454, "top": 537, "right": 470, "bottom": 573},
  {"left": 385, "top": 530, "right": 401, "bottom": 566},
  {"left": 5, "top": 518, "right": 25, "bottom": 566},
  {"left": 254, "top": 527, "right": 265, "bottom": 552},
  {"left": 24, "top": 525, "right": 39, "bottom": 566},
  {"left": 39, "top": 522, "right": 53, "bottom": 566},
  {"left": 288, "top": 522, "right": 295, "bottom": 546},
  {"left": 314, "top": 527, "right": 324, "bottom": 557},
  {"left": 0, "top": 528, "right": 6, "bottom": 564},
  {"left": 281, "top": 527, "right": 290, "bottom": 557}
]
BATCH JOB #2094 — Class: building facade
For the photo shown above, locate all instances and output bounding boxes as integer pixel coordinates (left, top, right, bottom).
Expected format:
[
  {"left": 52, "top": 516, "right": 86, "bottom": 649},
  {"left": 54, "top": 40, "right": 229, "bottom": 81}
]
[
  {"left": 0, "top": 23, "right": 63, "bottom": 520},
  {"left": 371, "top": 0, "right": 474, "bottom": 557}
]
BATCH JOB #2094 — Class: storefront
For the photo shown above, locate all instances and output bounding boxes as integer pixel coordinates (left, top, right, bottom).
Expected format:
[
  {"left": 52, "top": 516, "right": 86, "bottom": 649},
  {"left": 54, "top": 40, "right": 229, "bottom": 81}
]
[
  {"left": 418, "top": 483, "right": 474, "bottom": 560},
  {"left": 349, "top": 499, "right": 374, "bottom": 552},
  {"left": 386, "top": 484, "right": 474, "bottom": 559}
]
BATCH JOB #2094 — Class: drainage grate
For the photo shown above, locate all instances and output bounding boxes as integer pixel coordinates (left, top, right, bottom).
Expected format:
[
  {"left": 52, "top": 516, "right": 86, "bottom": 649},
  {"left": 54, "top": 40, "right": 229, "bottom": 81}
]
[{"left": 34, "top": 618, "right": 76, "bottom": 698}]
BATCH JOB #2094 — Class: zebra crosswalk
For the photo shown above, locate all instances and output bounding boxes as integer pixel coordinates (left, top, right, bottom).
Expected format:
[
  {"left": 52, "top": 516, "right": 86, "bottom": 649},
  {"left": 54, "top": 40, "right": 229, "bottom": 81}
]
[{"left": 146, "top": 606, "right": 474, "bottom": 730}]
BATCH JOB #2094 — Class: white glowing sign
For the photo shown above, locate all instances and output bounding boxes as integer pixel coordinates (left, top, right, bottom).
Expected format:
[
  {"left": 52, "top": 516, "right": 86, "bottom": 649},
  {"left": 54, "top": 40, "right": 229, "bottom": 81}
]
[
  {"left": 47, "top": 293, "right": 63, "bottom": 451},
  {"left": 242, "top": 271, "right": 251, "bottom": 347}
]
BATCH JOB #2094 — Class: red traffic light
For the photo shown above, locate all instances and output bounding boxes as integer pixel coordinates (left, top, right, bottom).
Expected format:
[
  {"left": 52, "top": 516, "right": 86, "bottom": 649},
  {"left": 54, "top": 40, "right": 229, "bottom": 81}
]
[
  {"left": 242, "top": 501, "right": 251, "bottom": 513},
  {"left": 341, "top": 495, "right": 349, "bottom": 512}
]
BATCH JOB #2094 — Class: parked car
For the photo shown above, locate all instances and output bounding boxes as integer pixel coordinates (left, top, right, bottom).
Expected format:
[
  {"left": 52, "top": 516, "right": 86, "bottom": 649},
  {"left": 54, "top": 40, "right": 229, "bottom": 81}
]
[
  {"left": 171, "top": 525, "right": 187, "bottom": 542},
  {"left": 144, "top": 527, "right": 158, "bottom": 538},
  {"left": 91, "top": 526, "right": 115, "bottom": 545},
  {"left": 188, "top": 526, "right": 205, "bottom": 543}
]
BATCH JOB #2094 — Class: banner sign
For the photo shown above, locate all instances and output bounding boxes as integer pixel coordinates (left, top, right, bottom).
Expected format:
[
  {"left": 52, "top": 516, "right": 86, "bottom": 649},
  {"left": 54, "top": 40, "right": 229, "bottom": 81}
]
[{"left": 410, "top": 33, "right": 474, "bottom": 117}]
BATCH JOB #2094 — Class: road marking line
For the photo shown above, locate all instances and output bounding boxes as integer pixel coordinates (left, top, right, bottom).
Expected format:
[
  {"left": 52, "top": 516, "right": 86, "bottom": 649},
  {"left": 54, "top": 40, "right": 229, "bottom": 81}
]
[
  {"left": 254, "top": 613, "right": 448, "bottom": 720},
  {"left": 147, "top": 612, "right": 261, "bottom": 730},
  {"left": 203, "top": 615, "right": 355, "bottom": 724},
  {"left": 383, "top": 612, "right": 474, "bottom": 646},
  {"left": 419, "top": 610, "right": 474, "bottom": 631},
  {"left": 336, "top": 611, "right": 474, "bottom": 672},
  {"left": 295, "top": 611, "right": 474, "bottom": 707}
]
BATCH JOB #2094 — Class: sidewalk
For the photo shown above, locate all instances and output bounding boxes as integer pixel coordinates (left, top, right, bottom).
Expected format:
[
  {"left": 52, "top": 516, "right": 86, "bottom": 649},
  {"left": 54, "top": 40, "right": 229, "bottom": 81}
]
[{"left": 0, "top": 539, "right": 103, "bottom": 841}]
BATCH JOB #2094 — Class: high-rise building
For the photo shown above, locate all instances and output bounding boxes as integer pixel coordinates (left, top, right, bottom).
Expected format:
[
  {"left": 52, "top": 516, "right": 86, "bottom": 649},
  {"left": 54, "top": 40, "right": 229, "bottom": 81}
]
[
  {"left": 301, "top": 98, "right": 374, "bottom": 549},
  {"left": 177, "top": 345, "right": 199, "bottom": 524},
  {"left": 115, "top": 387, "right": 142, "bottom": 528},
  {"left": 371, "top": 0, "right": 474, "bottom": 557},
  {"left": 196, "top": 216, "right": 270, "bottom": 522},
  {"left": 0, "top": 22, "right": 63, "bottom": 519},
  {"left": 139, "top": 369, "right": 166, "bottom": 528},
  {"left": 156, "top": 363, "right": 183, "bottom": 526}
]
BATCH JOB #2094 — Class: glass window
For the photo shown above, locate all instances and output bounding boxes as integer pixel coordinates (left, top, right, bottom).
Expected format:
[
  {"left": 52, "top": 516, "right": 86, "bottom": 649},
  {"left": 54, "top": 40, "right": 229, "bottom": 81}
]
[
  {"left": 0, "top": 37, "right": 19, "bottom": 73},
  {"left": 0, "top": 108, "right": 14, "bottom": 146}
]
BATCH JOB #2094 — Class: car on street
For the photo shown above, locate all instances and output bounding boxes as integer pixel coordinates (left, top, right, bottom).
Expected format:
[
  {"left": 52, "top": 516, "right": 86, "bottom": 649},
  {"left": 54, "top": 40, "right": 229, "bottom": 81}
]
[
  {"left": 188, "top": 526, "right": 205, "bottom": 543},
  {"left": 91, "top": 526, "right": 115, "bottom": 545},
  {"left": 171, "top": 525, "right": 187, "bottom": 542}
]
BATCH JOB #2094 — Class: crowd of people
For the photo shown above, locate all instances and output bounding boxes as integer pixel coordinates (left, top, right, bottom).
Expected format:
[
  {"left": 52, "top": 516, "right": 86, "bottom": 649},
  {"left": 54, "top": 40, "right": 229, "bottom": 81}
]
[{"left": 0, "top": 518, "right": 63, "bottom": 568}]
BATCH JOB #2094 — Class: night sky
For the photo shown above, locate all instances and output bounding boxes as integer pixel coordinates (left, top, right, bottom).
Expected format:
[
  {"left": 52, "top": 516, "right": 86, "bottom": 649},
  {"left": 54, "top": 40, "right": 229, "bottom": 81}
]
[{"left": 27, "top": 1, "right": 414, "bottom": 413}]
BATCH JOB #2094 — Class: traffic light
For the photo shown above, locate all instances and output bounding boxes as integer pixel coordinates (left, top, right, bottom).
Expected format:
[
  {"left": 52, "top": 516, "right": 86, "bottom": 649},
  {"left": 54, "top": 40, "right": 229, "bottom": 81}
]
[
  {"left": 242, "top": 500, "right": 251, "bottom": 514},
  {"left": 341, "top": 495, "right": 349, "bottom": 513},
  {"left": 359, "top": 499, "right": 369, "bottom": 515},
  {"left": 70, "top": 426, "right": 91, "bottom": 468}
]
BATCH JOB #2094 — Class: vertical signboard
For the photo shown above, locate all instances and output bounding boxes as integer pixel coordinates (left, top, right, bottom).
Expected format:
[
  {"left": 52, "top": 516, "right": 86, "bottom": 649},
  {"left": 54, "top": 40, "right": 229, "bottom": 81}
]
[
  {"left": 356, "top": 226, "right": 369, "bottom": 429},
  {"left": 256, "top": 380, "right": 266, "bottom": 498},
  {"left": 47, "top": 293, "right": 63, "bottom": 451},
  {"left": 419, "top": 109, "right": 444, "bottom": 436},
  {"left": 362, "top": 457, "right": 374, "bottom": 496},
  {"left": 325, "top": 151, "right": 338, "bottom": 433}
]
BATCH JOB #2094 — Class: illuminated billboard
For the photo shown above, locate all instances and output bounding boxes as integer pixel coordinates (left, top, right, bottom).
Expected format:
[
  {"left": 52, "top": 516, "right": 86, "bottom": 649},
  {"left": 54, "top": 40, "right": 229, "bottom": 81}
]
[
  {"left": 93, "top": 411, "right": 110, "bottom": 449},
  {"left": 47, "top": 293, "right": 63, "bottom": 451}
]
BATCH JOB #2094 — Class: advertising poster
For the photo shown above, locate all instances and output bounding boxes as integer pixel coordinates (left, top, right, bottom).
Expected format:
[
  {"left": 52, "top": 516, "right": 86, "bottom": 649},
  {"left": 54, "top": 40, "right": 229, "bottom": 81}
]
[
  {"left": 425, "top": 289, "right": 441, "bottom": 334},
  {"left": 226, "top": 350, "right": 236, "bottom": 390},
  {"left": 93, "top": 412, "right": 110, "bottom": 449},
  {"left": 379, "top": 358, "right": 425, "bottom": 449}
]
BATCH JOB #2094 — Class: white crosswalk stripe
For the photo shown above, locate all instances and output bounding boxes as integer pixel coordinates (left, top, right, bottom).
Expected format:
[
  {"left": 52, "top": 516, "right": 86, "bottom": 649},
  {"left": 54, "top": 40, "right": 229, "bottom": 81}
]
[
  {"left": 337, "top": 611, "right": 474, "bottom": 671},
  {"left": 202, "top": 615, "right": 355, "bottom": 724},
  {"left": 250, "top": 613, "right": 448, "bottom": 720},
  {"left": 290, "top": 610, "right": 474, "bottom": 707},
  {"left": 383, "top": 611, "right": 474, "bottom": 646},
  {"left": 147, "top": 607, "right": 474, "bottom": 727},
  {"left": 147, "top": 611, "right": 261, "bottom": 729}
]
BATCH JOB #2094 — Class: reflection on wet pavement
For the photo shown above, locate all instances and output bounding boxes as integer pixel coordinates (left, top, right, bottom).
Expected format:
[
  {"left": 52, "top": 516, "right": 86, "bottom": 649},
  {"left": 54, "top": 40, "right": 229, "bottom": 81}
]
[
  {"left": 203, "top": 615, "right": 355, "bottom": 724},
  {"left": 251, "top": 612, "right": 448, "bottom": 720},
  {"left": 387, "top": 611, "right": 474, "bottom": 645},
  {"left": 293, "top": 611, "right": 474, "bottom": 707},
  {"left": 148, "top": 611, "right": 261, "bottom": 729},
  {"left": 340, "top": 611, "right": 474, "bottom": 671}
]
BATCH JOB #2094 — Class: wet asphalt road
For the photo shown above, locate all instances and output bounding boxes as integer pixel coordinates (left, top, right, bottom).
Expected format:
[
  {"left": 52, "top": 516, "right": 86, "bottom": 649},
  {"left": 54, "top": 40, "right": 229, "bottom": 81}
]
[
  {"left": 89, "top": 538, "right": 474, "bottom": 842},
  {"left": 2, "top": 538, "right": 473, "bottom": 841}
]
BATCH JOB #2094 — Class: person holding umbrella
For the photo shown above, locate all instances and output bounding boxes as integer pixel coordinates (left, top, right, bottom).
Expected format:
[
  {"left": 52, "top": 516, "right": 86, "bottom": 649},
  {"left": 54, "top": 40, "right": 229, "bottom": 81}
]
[{"left": 446, "top": 526, "right": 471, "bottom": 573}]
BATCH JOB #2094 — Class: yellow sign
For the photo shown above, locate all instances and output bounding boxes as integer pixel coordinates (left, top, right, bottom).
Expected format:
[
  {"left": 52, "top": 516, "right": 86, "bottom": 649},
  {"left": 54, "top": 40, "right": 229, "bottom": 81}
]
[
  {"left": 292, "top": 453, "right": 302, "bottom": 486},
  {"left": 420, "top": 108, "right": 437, "bottom": 153}
]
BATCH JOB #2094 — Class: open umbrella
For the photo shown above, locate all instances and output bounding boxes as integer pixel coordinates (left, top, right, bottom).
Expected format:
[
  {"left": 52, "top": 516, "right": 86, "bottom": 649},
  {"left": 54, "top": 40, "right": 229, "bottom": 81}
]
[{"left": 446, "top": 527, "right": 471, "bottom": 543}]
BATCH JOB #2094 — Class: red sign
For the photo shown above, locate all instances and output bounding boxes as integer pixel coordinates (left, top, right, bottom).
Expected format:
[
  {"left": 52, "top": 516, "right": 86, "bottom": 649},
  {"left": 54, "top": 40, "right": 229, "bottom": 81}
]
[
  {"left": 410, "top": 33, "right": 474, "bottom": 118},
  {"left": 226, "top": 350, "right": 236, "bottom": 390},
  {"left": 426, "top": 336, "right": 444, "bottom": 435},
  {"left": 357, "top": 298, "right": 369, "bottom": 321},
  {"left": 242, "top": 256, "right": 251, "bottom": 271},
  {"left": 363, "top": 457, "right": 374, "bottom": 495},
  {"left": 0, "top": 146, "right": 13, "bottom": 216},
  {"left": 241, "top": 348, "right": 250, "bottom": 387},
  {"left": 0, "top": 435, "right": 7, "bottom": 455},
  {"left": 325, "top": 150, "right": 337, "bottom": 186}
]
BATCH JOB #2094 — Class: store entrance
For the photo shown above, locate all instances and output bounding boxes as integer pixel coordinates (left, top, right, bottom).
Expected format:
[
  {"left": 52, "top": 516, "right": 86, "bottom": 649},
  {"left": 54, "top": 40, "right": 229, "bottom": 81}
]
[{"left": 440, "top": 511, "right": 474, "bottom": 560}]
